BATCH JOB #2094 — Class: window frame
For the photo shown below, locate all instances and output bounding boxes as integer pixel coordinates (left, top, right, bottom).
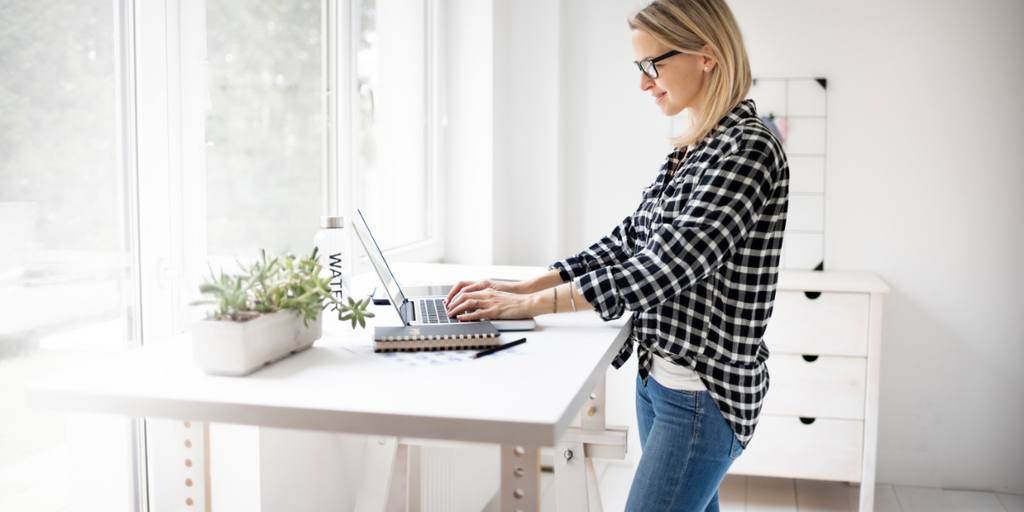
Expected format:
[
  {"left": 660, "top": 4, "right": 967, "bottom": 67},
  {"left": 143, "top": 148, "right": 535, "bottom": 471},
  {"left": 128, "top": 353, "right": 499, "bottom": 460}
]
[{"left": 114, "top": 0, "right": 150, "bottom": 509}]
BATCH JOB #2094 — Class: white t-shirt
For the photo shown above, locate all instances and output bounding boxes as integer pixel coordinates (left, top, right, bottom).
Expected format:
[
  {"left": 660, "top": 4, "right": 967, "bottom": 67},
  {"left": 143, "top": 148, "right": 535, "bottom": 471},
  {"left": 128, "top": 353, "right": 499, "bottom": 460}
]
[{"left": 650, "top": 354, "right": 707, "bottom": 391}]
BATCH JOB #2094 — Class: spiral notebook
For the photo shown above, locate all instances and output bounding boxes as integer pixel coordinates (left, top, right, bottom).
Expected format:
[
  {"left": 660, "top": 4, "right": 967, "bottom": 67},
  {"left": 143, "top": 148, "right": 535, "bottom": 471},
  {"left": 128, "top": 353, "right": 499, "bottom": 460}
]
[{"left": 373, "top": 322, "right": 501, "bottom": 353}]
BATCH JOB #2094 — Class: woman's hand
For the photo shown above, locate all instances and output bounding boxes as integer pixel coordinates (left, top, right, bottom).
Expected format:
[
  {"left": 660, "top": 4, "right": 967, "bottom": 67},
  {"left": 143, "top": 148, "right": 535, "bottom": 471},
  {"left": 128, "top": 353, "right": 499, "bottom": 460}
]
[
  {"left": 444, "top": 279, "right": 523, "bottom": 306},
  {"left": 445, "top": 287, "right": 539, "bottom": 321},
  {"left": 444, "top": 271, "right": 566, "bottom": 320}
]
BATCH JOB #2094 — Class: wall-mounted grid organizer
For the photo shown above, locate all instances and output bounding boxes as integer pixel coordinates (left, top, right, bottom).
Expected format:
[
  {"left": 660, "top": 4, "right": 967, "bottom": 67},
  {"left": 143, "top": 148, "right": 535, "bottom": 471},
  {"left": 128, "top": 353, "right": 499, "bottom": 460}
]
[
  {"left": 746, "top": 77, "right": 828, "bottom": 271},
  {"left": 667, "top": 77, "right": 828, "bottom": 270}
]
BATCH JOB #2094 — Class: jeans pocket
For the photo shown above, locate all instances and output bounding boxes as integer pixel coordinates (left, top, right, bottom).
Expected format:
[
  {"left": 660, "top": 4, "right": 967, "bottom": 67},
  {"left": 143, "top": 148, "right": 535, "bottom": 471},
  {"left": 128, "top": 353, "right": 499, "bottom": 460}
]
[{"left": 728, "top": 435, "right": 744, "bottom": 460}]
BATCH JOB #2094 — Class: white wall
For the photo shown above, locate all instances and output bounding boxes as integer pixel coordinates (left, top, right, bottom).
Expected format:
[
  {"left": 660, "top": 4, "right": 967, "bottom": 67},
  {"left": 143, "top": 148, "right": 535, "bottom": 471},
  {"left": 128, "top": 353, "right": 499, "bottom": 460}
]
[
  {"left": 473, "top": 0, "right": 1024, "bottom": 495},
  {"left": 445, "top": 0, "right": 567, "bottom": 267},
  {"left": 727, "top": 0, "right": 1024, "bottom": 493},
  {"left": 443, "top": 0, "right": 495, "bottom": 265},
  {"left": 492, "top": 0, "right": 562, "bottom": 267}
]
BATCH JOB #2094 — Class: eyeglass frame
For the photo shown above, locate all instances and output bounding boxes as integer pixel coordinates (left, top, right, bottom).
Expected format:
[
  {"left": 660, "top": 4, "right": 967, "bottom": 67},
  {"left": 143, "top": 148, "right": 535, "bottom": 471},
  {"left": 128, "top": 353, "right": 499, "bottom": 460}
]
[{"left": 634, "top": 49, "right": 681, "bottom": 80}]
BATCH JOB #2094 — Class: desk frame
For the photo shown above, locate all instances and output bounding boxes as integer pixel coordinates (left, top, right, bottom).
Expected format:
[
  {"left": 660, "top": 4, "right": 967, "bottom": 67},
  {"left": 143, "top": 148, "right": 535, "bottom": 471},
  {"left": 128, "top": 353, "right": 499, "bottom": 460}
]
[{"left": 352, "top": 378, "right": 627, "bottom": 512}]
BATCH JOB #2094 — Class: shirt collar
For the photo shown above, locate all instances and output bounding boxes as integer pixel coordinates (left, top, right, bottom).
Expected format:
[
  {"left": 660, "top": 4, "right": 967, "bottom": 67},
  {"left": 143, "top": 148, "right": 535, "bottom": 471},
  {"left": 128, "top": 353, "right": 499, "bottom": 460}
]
[
  {"left": 665, "top": 99, "right": 758, "bottom": 174},
  {"left": 691, "top": 99, "right": 759, "bottom": 151}
]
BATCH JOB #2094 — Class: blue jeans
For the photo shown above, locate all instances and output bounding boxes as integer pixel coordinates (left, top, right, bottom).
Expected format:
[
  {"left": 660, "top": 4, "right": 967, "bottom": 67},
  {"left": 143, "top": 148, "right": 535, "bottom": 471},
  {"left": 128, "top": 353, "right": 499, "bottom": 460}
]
[{"left": 625, "top": 374, "right": 744, "bottom": 512}]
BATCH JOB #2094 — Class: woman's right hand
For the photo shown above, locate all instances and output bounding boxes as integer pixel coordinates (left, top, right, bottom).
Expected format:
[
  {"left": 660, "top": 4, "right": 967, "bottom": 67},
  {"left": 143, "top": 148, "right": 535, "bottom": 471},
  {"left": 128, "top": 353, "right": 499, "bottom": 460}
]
[{"left": 444, "top": 279, "right": 524, "bottom": 309}]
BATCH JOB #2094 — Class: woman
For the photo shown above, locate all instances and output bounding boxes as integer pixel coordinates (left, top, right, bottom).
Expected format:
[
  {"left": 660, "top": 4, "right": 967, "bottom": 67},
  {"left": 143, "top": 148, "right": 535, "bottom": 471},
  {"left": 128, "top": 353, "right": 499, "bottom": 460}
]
[{"left": 445, "top": 0, "right": 788, "bottom": 510}]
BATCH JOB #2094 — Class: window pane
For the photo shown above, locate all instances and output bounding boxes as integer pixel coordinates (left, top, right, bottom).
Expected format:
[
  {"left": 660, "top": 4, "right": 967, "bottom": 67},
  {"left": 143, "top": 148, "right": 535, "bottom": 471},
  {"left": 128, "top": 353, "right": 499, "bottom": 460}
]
[
  {"left": 206, "top": 0, "right": 323, "bottom": 258},
  {"left": 0, "top": 0, "right": 134, "bottom": 509},
  {"left": 356, "top": 0, "right": 429, "bottom": 251}
]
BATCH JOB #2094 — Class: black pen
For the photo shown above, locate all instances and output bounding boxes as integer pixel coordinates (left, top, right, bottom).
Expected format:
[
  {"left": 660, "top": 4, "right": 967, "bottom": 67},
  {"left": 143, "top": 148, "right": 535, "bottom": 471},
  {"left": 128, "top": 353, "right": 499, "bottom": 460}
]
[{"left": 472, "top": 338, "right": 526, "bottom": 359}]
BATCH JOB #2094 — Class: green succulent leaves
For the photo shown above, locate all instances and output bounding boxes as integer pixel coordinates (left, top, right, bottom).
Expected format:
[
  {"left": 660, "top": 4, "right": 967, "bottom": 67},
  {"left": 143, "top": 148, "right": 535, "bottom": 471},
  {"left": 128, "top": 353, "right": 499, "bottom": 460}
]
[
  {"left": 338, "top": 296, "right": 375, "bottom": 329},
  {"left": 192, "top": 247, "right": 371, "bottom": 329}
]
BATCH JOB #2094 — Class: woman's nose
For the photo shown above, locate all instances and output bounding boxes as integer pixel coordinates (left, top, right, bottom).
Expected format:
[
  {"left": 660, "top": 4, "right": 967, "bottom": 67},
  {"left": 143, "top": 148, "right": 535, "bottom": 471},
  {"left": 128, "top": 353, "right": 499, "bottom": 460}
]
[{"left": 639, "top": 73, "right": 654, "bottom": 91}]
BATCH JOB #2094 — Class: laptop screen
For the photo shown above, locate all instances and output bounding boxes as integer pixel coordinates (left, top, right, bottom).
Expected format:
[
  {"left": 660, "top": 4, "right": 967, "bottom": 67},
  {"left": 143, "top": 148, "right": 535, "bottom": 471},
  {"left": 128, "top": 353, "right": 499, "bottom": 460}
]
[{"left": 351, "top": 209, "right": 409, "bottom": 323}]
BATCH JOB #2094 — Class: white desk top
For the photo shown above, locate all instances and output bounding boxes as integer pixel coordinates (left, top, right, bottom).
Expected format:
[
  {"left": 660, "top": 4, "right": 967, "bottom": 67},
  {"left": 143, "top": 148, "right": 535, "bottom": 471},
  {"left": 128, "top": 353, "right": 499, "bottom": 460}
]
[{"left": 28, "top": 264, "right": 630, "bottom": 448}]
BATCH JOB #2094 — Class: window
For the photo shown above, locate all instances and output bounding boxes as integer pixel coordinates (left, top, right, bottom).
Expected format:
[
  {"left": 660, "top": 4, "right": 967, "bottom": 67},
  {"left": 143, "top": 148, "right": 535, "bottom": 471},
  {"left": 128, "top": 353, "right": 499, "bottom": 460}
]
[
  {"left": 205, "top": 0, "right": 324, "bottom": 259},
  {"left": 354, "top": 0, "right": 435, "bottom": 253},
  {"left": 0, "top": 0, "right": 136, "bottom": 509},
  {"left": 200, "top": 0, "right": 441, "bottom": 268}
]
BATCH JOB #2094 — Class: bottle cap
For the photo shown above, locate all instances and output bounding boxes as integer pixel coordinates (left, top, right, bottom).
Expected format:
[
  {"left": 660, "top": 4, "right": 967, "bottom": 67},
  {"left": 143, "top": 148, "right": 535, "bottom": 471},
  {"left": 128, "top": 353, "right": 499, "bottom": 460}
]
[{"left": 320, "top": 216, "right": 345, "bottom": 229}]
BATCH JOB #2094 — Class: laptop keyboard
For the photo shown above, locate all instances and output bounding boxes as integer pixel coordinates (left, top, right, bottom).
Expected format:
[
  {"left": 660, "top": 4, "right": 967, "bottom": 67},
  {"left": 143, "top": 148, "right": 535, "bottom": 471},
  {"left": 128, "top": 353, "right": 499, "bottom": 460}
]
[{"left": 419, "top": 298, "right": 462, "bottom": 324}]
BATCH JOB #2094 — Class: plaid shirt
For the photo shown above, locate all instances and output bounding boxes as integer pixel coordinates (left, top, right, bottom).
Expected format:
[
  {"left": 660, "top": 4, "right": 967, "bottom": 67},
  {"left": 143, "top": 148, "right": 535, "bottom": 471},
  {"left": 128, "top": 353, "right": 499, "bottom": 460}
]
[{"left": 552, "top": 100, "right": 788, "bottom": 447}]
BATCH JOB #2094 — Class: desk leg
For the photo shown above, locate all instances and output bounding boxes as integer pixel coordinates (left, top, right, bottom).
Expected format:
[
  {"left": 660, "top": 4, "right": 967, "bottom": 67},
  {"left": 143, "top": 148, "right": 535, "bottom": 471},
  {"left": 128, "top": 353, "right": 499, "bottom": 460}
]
[
  {"left": 553, "top": 441, "right": 603, "bottom": 512},
  {"left": 355, "top": 436, "right": 407, "bottom": 512},
  {"left": 500, "top": 444, "right": 541, "bottom": 512},
  {"left": 553, "top": 376, "right": 608, "bottom": 512}
]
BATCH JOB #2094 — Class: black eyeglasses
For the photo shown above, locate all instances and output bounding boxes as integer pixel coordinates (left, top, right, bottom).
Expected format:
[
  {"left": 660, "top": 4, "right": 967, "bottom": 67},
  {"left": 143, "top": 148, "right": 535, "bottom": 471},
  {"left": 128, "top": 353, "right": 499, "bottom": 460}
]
[{"left": 634, "top": 50, "right": 680, "bottom": 80}]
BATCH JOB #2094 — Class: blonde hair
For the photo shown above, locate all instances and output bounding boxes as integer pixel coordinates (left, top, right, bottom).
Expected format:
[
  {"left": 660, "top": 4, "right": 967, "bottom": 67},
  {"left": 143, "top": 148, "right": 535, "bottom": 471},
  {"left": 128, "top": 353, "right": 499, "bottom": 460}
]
[{"left": 629, "top": 0, "right": 751, "bottom": 148}]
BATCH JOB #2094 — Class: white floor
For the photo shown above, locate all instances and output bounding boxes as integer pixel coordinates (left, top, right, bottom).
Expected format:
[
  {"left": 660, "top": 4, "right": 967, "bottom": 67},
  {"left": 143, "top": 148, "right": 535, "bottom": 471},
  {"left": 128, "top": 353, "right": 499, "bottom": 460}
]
[
  {"left": 539, "top": 462, "right": 1024, "bottom": 512},
  {"left": 5, "top": 447, "right": 1024, "bottom": 511}
]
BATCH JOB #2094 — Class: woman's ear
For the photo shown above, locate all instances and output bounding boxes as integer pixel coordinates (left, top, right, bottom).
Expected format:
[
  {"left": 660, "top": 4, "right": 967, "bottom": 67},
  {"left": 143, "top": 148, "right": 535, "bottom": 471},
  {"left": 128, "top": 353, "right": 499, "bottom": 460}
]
[{"left": 702, "top": 44, "right": 718, "bottom": 72}]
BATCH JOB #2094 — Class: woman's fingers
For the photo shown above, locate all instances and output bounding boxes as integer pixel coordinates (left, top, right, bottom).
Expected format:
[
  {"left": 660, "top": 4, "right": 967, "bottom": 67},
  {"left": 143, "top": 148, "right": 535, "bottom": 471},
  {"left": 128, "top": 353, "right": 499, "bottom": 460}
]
[
  {"left": 445, "top": 281, "right": 496, "bottom": 316},
  {"left": 455, "top": 302, "right": 490, "bottom": 322},
  {"left": 444, "top": 281, "right": 472, "bottom": 305},
  {"left": 446, "top": 291, "right": 483, "bottom": 318},
  {"left": 445, "top": 280, "right": 488, "bottom": 307},
  {"left": 453, "top": 293, "right": 489, "bottom": 321}
]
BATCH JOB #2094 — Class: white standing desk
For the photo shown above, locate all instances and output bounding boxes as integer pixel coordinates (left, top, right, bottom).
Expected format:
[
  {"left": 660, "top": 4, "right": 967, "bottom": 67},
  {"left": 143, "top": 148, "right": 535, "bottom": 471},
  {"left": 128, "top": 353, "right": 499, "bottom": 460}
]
[{"left": 28, "top": 264, "right": 631, "bottom": 511}]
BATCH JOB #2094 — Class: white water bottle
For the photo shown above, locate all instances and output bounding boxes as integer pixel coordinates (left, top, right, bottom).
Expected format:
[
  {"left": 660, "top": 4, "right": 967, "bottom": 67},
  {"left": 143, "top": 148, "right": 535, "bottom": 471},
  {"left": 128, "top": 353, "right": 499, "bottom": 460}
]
[{"left": 313, "top": 216, "right": 352, "bottom": 312}]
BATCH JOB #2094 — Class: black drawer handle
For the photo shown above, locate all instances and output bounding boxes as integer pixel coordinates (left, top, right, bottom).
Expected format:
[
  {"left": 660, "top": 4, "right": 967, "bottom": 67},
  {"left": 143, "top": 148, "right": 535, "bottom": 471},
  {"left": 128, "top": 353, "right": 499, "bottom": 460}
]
[
  {"left": 799, "top": 417, "right": 816, "bottom": 425},
  {"left": 804, "top": 263, "right": 824, "bottom": 299},
  {"left": 802, "top": 355, "right": 819, "bottom": 363}
]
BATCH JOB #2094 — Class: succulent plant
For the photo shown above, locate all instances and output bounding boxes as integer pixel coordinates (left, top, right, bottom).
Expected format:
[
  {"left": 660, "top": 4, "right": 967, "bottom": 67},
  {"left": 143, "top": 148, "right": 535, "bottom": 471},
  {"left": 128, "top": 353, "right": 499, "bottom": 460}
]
[
  {"left": 193, "top": 247, "right": 371, "bottom": 329},
  {"left": 339, "top": 296, "right": 375, "bottom": 329}
]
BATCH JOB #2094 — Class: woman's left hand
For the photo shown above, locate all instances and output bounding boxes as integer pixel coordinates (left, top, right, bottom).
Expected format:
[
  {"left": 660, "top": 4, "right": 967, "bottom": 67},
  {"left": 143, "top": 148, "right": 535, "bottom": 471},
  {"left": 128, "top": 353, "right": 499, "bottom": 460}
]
[{"left": 445, "top": 287, "right": 539, "bottom": 321}]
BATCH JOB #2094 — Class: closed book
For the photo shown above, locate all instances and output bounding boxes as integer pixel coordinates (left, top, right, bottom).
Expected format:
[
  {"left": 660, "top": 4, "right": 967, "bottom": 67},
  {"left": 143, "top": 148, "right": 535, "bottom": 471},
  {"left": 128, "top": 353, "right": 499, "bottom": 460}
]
[{"left": 373, "top": 323, "right": 501, "bottom": 353}]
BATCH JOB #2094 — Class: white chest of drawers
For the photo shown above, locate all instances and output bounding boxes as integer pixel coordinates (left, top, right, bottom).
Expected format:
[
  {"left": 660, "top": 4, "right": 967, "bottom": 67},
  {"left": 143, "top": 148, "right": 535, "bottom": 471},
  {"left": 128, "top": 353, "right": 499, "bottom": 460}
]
[{"left": 728, "top": 270, "right": 889, "bottom": 512}]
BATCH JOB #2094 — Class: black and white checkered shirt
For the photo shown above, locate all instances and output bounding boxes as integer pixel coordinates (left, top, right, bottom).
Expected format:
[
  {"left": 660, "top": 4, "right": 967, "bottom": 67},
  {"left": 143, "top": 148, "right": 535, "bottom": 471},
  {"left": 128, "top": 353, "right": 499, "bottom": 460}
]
[{"left": 552, "top": 100, "right": 788, "bottom": 447}]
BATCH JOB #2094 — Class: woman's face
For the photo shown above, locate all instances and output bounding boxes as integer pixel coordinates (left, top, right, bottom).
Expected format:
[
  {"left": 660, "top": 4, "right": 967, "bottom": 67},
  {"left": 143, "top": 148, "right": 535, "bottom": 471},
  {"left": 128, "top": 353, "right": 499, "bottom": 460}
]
[{"left": 631, "top": 29, "right": 714, "bottom": 117}]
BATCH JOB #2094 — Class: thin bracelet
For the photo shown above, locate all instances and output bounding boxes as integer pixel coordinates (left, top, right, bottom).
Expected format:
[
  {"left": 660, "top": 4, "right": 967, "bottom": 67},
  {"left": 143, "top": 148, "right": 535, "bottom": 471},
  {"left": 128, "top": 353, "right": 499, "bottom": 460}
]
[
  {"left": 552, "top": 286, "right": 558, "bottom": 314},
  {"left": 569, "top": 282, "right": 578, "bottom": 313}
]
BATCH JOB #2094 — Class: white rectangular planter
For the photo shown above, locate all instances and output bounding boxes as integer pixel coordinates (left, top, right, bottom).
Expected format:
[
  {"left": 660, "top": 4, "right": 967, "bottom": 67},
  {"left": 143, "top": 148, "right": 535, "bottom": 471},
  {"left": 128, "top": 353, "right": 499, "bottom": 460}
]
[{"left": 192, "top": 310, "right": 322, "bottom": 376}]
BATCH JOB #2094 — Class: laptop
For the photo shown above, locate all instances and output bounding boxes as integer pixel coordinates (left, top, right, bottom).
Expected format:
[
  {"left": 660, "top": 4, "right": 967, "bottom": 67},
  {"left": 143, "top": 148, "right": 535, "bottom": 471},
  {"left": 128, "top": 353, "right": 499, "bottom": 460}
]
[{"left": 351, "top": 209, "right": 536, "bottom": 331}]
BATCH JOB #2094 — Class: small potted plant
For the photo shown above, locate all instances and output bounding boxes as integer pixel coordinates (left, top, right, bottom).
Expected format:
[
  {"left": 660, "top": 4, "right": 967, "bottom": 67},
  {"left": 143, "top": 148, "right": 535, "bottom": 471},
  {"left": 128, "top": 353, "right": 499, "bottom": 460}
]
[{"left": 190, "top": 248, "right": 374, "bottom": 376}]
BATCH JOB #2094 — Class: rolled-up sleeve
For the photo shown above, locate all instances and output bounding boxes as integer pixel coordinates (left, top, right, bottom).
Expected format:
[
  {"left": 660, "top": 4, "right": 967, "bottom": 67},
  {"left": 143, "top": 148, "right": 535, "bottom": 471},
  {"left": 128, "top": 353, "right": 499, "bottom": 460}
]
[
  {"left": 576, "top": 143, "right": 777, "bottom": 321},
  {"left": 550, "top": 214, "right": 636, "bottom": 283}
]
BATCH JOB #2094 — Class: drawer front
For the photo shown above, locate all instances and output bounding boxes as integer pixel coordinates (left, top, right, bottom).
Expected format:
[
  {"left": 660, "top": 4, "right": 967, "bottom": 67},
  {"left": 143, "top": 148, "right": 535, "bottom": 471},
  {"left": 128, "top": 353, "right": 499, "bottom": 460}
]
[
  {"left": 762, "top": 355, "right": 867, "bottom": 420},
  {"left": 729, "top": 415, "right": 864, "bottom": 482},
  {"left": 765, "top": 291, "right": 870, "bottom": 356}
]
